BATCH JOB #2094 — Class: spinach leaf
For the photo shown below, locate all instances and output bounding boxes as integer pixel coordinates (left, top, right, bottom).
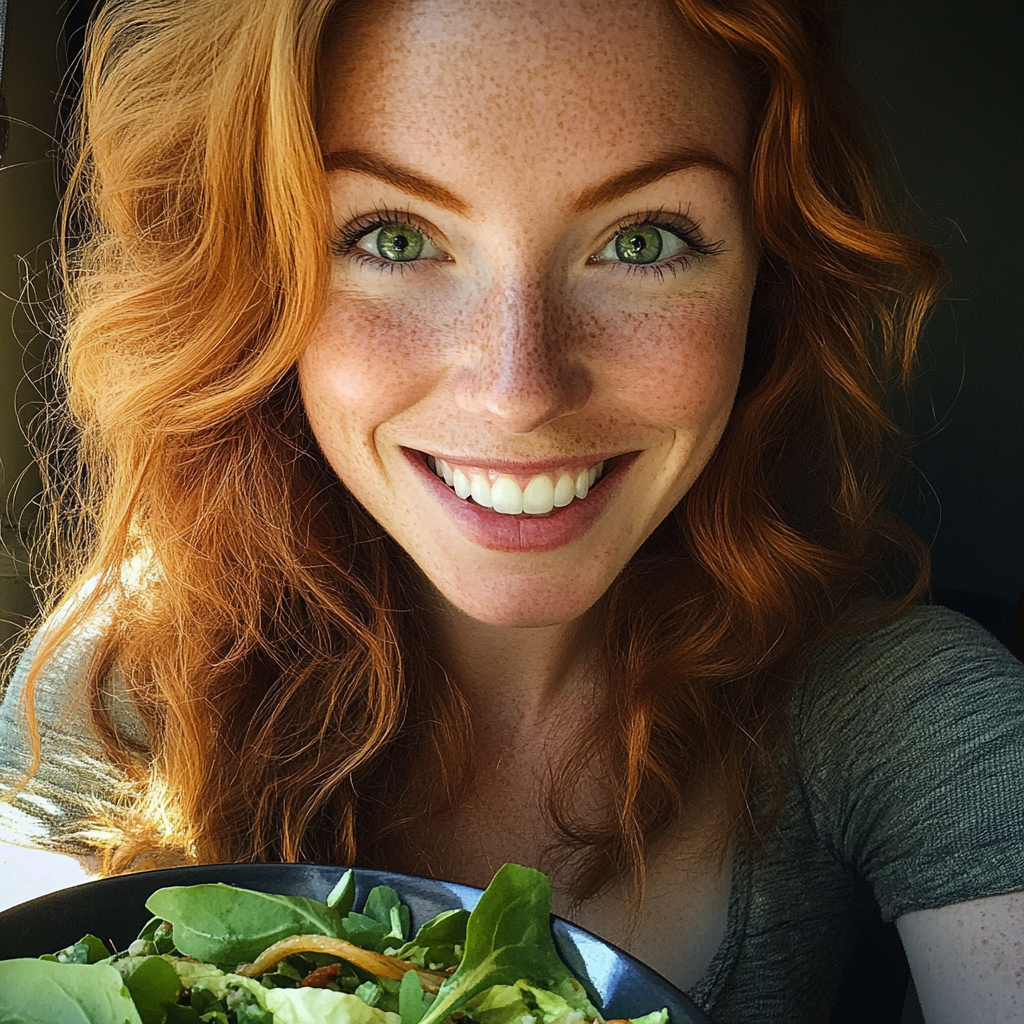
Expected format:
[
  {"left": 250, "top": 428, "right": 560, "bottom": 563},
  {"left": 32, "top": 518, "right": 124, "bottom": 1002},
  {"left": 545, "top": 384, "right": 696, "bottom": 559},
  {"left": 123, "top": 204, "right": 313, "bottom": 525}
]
[
  {"left": 0, "top": 958, "right": 144, "bottom": 1024},
  {"left": 417, "top": 864, "right": 571, "bottom": 1024},
  {"left": 364, "top": 886, "right": 410, "bottom": 941},
  {"left": 122, "top": 955, "right": 182, "bottom": 1024},
  {"left": 146, "top": 883, "right": 343, "bottom": 963},
  {"left": 54, "top": 933, "right": 111, "bottom": 965},
  {"left": 152, "top": 921, "right": 177, "bottom": 956},
  {"left": 164, "top": 1004, "right": 204, "bottom": 1024},
  {"left": 340, "top": 884, "right": 409, "bottom": 952}
]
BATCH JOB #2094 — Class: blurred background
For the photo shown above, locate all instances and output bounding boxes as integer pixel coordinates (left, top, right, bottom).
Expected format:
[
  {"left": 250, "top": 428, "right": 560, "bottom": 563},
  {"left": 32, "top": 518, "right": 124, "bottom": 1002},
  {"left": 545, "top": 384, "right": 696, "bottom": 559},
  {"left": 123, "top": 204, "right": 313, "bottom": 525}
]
[{"left": 0, "top": 0, "right": 1021, "bottom": 658}]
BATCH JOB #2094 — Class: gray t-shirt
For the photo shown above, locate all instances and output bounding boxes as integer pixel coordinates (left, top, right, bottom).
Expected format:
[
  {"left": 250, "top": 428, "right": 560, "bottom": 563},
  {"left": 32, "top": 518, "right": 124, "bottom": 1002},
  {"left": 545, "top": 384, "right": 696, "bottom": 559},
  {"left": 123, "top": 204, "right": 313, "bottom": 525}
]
[{"left": 2, "top": 604, "right": 1023, "bottom": 1022}]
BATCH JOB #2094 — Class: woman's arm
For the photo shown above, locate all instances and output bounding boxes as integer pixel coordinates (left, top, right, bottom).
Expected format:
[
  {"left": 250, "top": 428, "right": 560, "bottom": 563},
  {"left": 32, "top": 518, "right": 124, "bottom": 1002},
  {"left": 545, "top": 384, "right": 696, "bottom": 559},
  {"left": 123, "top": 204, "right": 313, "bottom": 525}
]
[
  {"left": 0, "top": 840, "right": 98, "bottom": 912},
  {"left": 898, "top": 891, "right": 1024, "bottom": 1024}
]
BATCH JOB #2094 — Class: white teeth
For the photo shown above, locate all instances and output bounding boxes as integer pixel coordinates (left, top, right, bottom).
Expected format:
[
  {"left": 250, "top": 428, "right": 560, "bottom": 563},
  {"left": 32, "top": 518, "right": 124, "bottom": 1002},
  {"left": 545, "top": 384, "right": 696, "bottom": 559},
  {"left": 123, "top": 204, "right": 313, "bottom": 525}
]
[
  {"left": 453, "top": 467, "right": 472, "bottom": 499},
  {"left": 491, "top": 476, "right": 524, "bottom": 515},
  {"left": 522, "top": 475, "right": 555, "bottom": 515},
  {"left": 553, "top": 473, "right": 575, "bottom": 507},
  {"left": 427, "top": 454, "right": 609, "bottom": 515},
  {"left": 470, "top": 474, "right": 493, "bottom": 508}
]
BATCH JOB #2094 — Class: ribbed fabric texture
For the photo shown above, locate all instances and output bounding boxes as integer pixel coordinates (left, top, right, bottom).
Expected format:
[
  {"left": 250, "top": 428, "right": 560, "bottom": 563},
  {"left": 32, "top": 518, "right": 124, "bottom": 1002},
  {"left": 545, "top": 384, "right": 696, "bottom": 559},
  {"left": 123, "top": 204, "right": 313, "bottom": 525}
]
[
  {"left": 692, "top": 605, "right": 1024, "bottom": 1021},
  {"left": 2, "top": 604, "right": 1022, "bottom": 1021}
]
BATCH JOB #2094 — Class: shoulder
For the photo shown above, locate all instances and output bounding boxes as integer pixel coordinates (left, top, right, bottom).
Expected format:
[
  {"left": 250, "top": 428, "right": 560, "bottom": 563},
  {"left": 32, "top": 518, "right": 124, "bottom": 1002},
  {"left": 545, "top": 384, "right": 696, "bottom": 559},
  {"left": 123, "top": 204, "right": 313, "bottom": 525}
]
[
  {"left": 1, "top": 614, "right": 106, "bottom": 750},
  {"left": 790, "top": 603, "right": 1024, "bottom": 920},
  {"left": 793, "top": 602, "right": 1022, "bottom": 747},
  {"left": 0, "top": 604, "right": 146, "bottom": 855},
  {"left": 1, "top": 576, "right": 149, "bottom": 753}
]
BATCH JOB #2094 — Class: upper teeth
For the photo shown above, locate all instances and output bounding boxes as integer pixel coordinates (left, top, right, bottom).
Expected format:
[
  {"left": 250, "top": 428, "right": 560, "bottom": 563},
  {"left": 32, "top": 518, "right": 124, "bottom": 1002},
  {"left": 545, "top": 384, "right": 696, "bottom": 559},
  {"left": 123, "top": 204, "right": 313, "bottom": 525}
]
[{"left": 427, "top": 456, "right": 606, "bottom": 516}]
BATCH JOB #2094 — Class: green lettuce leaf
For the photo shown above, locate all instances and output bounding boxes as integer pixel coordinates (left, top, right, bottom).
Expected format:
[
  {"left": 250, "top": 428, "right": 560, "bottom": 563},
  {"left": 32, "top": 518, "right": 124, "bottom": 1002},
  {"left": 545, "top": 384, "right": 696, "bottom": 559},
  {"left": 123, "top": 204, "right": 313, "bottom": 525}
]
[
  {"left": 262, "top": 987, "right": 402, "bottom": 1024},
  {"left": 0, "top": 958, "right": 144, "bottom": 1024},
  {"left": 630, "top": 1013, "right": 670, "bottom": 1024},
  {"left": 462, "top": 978, "right": 602, "bottom": 1024}
]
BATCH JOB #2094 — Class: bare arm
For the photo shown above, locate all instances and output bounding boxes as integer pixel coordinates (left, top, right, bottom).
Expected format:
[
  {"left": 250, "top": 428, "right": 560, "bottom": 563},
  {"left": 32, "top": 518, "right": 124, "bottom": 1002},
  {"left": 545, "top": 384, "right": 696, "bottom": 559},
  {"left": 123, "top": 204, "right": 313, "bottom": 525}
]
[
  {"left": 898, "top": 891, "right": 1024, "bottom": 1024},
  {"left": 0, "top": 840, "right": 99, "bottom": 912}
]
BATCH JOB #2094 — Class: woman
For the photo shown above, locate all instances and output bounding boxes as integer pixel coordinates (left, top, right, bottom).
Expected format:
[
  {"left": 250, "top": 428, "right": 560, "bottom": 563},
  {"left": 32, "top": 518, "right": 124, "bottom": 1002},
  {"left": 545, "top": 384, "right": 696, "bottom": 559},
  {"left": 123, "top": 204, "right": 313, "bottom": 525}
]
[{"left": 1, "top": 0, "right": 1021, "bottom": 1020}]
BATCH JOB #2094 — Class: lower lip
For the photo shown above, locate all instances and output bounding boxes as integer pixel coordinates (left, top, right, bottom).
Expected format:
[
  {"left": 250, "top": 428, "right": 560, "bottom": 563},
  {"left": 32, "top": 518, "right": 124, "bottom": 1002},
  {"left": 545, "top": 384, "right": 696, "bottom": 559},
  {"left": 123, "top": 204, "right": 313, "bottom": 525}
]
[{"left": 403, "top": 449, "right": 636, "bottom": 553}]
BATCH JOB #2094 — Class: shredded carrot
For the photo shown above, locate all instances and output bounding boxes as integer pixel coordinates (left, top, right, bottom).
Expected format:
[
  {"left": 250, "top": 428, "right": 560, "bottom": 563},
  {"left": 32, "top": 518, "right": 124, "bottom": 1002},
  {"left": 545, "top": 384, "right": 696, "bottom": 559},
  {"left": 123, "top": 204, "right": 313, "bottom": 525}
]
[{"left": 235, "top": 934, "right": 446, "bottom": 993}]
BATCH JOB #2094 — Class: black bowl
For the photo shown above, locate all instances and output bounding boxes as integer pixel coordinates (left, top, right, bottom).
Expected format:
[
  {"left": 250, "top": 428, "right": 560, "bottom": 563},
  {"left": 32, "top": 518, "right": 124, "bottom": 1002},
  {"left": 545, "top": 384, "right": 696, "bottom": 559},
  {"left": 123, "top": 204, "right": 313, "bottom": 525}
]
[{"left": 0, "top": 863, "right": 712, "bottom": 1022}]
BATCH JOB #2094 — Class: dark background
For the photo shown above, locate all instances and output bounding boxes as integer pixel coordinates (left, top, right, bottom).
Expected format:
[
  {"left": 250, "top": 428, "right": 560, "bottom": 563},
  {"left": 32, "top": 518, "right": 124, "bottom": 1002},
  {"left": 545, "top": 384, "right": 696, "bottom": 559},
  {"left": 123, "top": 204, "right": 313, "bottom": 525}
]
[
  {"left": 843, "top": 0, "right": 1023, "bottom": 644},
  {"left": 0, "top": 0, "right": 1021, "bottom": 655}
]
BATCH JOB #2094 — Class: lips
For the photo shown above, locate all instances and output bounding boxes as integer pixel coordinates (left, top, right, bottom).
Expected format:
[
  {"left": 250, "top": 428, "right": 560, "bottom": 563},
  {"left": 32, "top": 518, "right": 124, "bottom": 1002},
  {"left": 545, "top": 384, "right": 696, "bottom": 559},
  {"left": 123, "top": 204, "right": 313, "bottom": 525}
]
[
  {"left": 426, "top": 455, "right": 608, "bottom": 515},
  {"left": 403, "top": 448, "right": 636, "bottom": 553}
]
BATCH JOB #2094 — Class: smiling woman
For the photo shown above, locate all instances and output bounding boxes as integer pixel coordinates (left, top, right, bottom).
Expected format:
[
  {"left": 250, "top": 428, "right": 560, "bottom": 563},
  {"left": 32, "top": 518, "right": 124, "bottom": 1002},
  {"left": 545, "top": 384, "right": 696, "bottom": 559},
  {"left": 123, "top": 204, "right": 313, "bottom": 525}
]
[
  {"left": 303, "top": 1, "right": 758, "bottom": 628},
  {"left": 1, "top": 1, "right": 1022, "bottom": 1022}
]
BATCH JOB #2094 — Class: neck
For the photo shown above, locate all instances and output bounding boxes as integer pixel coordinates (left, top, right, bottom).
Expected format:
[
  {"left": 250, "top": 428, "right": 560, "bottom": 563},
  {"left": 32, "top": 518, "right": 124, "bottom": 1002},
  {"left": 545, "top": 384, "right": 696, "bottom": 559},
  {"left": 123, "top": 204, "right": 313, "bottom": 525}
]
[{"left": 423, "top": 594, "right": 607, "bottom": 732}]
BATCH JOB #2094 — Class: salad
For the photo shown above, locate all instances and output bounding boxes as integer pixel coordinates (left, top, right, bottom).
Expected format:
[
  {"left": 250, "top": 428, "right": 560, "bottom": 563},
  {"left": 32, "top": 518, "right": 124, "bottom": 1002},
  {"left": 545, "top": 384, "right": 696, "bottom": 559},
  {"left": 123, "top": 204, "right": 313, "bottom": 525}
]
[{"left": 0, "top": 863, "right": 669, "bottom": 1024}]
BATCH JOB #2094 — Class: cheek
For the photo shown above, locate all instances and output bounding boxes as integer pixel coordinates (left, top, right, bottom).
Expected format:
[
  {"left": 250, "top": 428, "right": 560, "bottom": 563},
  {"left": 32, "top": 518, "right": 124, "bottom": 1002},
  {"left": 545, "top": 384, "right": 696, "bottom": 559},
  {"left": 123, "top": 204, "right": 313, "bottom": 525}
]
[
  {"left": 579, "top": 294, "right": 750, "bottom": 426},
  {"left": 299, "top": 294, "right": 445, "bottom": 429}
]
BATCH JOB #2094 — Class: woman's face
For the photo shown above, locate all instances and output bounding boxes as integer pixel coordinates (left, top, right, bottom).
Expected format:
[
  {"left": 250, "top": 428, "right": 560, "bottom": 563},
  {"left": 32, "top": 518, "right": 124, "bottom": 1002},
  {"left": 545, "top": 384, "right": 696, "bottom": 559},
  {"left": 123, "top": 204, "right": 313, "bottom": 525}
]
[{"left": 301, "top": 0, "right": 758, "bottom": 628}]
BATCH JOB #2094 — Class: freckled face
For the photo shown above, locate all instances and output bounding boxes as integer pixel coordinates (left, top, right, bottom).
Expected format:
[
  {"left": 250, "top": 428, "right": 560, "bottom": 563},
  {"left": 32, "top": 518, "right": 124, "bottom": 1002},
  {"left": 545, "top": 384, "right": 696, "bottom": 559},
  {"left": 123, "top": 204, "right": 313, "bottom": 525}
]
[{"left": 299, "top": 0, "right": 759, "bottom": 627}]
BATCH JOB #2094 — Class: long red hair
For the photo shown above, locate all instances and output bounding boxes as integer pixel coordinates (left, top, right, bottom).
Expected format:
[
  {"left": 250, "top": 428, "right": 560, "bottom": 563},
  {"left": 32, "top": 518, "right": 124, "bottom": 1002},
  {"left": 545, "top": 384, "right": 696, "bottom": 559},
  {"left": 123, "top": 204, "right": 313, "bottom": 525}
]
[{"left": 13, "top": 0, "right": 941, "bottom": 902}]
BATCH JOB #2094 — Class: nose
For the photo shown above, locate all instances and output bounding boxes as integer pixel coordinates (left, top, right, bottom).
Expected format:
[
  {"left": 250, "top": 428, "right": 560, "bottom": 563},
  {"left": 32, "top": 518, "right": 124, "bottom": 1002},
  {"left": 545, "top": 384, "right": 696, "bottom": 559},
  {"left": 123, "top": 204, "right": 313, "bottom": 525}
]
[{"left": 452, "top": 270, "right": 592, "bottom": 434}]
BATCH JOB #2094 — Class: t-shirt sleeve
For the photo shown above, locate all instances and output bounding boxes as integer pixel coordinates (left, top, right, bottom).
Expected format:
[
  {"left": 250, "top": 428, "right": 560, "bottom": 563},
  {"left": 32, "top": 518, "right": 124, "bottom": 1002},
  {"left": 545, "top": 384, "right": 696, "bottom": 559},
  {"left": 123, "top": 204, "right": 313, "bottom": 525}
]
[
  {"left": 0, "top": 618, "right": 147, "bottom": 856},
  {"left": 794, "top": 604, "right": 1024, "bottom": 922}
]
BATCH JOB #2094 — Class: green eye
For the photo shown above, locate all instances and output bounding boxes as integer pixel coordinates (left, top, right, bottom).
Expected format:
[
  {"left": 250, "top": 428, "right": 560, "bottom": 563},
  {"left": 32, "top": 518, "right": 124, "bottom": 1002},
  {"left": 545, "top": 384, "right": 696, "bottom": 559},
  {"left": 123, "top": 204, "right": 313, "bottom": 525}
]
[
  {"left": 615, "top": 225, "right": 663, "bottom": 264},
  {"left": 368, "top": 223, "right": 426, "bottom": 261},
  {"left": 593, "top": 221, "right": 691, "bottom": 268}
]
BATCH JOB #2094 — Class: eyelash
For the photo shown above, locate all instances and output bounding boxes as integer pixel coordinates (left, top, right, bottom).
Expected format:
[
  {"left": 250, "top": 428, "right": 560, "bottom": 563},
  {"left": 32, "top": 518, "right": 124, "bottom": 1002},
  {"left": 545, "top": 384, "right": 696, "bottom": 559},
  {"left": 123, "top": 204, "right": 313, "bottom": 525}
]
[
  {"left": 330, "top": 205, "right": 435, "bottom": 276},
  {"left": 593, "top": 206, "right": 726, "bottom": 281},
  {"left": 330, "top": 203, "right": 725, "bottom": 280}
]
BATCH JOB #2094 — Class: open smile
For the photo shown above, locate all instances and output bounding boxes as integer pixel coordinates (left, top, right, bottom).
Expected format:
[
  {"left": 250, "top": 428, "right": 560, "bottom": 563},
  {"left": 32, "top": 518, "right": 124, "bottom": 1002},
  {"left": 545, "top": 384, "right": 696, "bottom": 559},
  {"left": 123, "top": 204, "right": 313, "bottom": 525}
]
[
  {"left": 424, "top": 454, "right": 609, "bottom": 516},
  {"left": 402, "top": 449, "right": 637, "bottom": 552}
]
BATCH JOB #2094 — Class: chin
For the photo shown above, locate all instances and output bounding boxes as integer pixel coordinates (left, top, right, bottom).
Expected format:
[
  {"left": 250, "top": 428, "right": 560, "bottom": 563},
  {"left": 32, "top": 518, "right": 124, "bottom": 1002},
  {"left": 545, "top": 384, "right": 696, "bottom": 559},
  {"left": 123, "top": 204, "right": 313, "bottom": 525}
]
[{"left": 430, "top": 570, "right": 609, "bottom": 629}]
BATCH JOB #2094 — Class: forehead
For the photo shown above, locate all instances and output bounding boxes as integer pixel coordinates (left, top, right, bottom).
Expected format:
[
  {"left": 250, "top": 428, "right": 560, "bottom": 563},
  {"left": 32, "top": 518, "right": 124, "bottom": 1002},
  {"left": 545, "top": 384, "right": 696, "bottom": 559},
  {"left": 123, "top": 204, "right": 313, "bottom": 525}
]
[{"left": 319, "top": 0, "right": 751, "bottom": 195}]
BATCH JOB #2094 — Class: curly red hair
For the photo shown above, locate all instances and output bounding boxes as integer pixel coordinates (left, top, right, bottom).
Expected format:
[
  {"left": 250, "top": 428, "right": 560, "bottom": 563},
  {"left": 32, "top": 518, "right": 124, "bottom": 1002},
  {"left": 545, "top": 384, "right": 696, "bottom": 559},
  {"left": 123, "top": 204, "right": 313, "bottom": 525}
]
[{"left": 13, "top": 0, "right": 941, "bottom": 902}]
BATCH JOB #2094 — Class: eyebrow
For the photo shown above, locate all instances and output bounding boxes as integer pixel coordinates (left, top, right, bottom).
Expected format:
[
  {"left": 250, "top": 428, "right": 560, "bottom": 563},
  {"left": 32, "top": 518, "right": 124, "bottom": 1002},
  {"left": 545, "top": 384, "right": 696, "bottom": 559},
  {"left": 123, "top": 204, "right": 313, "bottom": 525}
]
[
  {"left": 321, "top": 145, "right": 740, "bottom": 218},
  {"left": 323, "top": 149, "right": 472, "bottom": 216},
  {"left": 571, "top": 148, "right": 741, "bottom": 213}
]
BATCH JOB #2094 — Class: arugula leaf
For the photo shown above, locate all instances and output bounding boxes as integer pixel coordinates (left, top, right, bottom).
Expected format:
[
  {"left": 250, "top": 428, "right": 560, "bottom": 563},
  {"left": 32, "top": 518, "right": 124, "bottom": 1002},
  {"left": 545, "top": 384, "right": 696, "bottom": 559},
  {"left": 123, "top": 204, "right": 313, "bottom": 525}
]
[
  {"left": 389, "top": 908, "right": 468, "bottom": 970},
  {"left": 0, "top": 958, "right": 144, "bottom": 1024},
  {"left": 417, "top": 864, "right": 571, "bottom": 1024},
  {"left": 326, "top": 869, "right": 355, "bottom": 914},
  {"left": 146, "top": 883, "right": 343, "bottom": 963},
  {"left": 225, "top": 985, "right": 275, "bottom": 1024},
  {"left": 398, "top": 969, "right": 427, "bottom": 1024}
]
